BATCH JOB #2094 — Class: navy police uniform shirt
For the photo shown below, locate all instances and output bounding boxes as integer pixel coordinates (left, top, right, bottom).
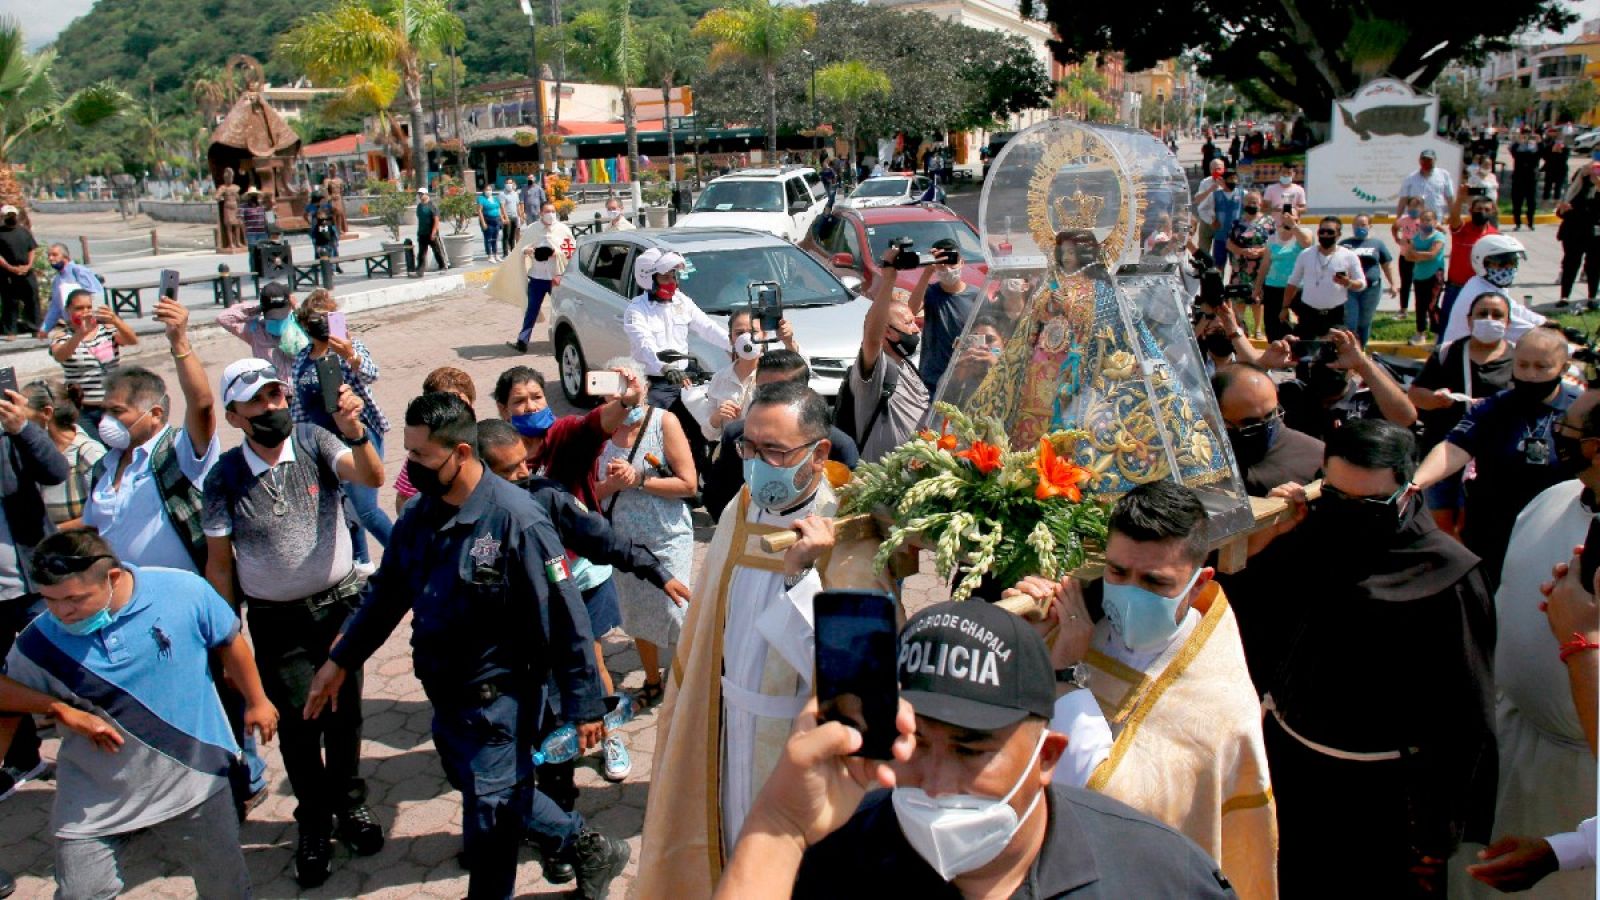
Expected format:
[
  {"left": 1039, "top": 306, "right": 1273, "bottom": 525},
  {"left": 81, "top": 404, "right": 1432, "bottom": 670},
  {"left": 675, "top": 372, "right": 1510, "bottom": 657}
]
[
  {"left": 794, "top": 784, "right": 1236, "bottom": 899},
  {"left": 330, "top": 471, "right": 605, "bottom": 725}
]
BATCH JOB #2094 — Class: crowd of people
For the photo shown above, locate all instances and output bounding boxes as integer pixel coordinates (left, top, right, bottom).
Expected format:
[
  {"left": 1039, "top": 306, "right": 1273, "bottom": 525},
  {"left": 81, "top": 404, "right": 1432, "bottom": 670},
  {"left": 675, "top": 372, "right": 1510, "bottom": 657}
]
[{"left": 0, "top": 127, "right": 1594, "bottom": 900}]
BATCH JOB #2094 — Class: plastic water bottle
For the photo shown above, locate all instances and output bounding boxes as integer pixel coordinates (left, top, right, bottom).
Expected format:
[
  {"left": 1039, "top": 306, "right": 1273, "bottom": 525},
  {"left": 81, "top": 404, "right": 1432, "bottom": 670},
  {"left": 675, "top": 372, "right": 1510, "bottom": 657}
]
[{"left": 532, "top": 724, "right": 580, "bottom": 766}]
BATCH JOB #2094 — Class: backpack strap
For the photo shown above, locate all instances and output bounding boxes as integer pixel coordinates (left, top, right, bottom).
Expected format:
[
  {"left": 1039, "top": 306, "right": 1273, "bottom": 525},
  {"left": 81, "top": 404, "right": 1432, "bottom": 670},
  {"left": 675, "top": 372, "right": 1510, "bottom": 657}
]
[
  {"left": 149, "top": 429, "right": 208, "bottom": 571},
  {"left": 856, "top": 351, "right": 900, "bottom": 451}
]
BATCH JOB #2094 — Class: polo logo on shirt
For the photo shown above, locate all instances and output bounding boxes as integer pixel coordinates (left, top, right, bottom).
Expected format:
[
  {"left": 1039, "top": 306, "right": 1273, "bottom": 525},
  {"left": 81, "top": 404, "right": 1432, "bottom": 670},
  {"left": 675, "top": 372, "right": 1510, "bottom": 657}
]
[
  {"left": 544, "top": 556, "right": 570, "bottom": 584},
  {"left": 470, "top": 535, "right": 502, "bottom": 568},
  {"left": 150, "top": 624, "right": 172, "bottom": 660}
]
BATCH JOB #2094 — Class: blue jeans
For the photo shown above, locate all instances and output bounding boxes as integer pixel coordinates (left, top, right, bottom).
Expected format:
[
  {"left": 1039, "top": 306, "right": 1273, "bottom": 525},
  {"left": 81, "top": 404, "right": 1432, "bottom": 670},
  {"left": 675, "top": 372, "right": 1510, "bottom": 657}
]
[
  {"left": 519, "top": 278, "right": 554, "bottom": 343},
  {"left": 1343, "top": 283, "right": 1382, "bottom": 345},
  {"left": 345, "top": 431, "right": 393, "bottom": 564},
  {"left": 1211, "top": 234, "right": 1230, "bottom": 270},
  {"left": 430, "top": 688, "right": 583, "bottom": 900},
  {"left": 482, "top": 220, "right": 500, "bottom": 257}
]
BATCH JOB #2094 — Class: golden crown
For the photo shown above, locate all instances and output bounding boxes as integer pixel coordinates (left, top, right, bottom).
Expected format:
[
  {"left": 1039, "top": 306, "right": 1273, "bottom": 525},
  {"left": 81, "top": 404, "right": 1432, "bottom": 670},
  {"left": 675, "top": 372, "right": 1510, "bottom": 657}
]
[{"left": 1054, "top": 188, "right": 1105, "bottom": 231}]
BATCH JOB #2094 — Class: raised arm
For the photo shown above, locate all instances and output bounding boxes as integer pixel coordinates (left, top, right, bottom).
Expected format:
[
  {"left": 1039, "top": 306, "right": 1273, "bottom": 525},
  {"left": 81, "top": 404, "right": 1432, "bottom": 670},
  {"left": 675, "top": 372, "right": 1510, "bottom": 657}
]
[
  {"left": 905, "top": 264, "right": 935, "bottom": 318},
  {"left": 860, "top": 247, "right": 901, "bottom": 374},
  {"left": 154, "top": 296, "right": 215, "bottom": 448}
]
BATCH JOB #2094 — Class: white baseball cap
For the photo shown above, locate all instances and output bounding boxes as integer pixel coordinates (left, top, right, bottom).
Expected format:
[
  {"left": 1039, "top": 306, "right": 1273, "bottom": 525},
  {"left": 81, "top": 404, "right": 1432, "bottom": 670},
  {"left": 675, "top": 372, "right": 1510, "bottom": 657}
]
[
  {"left": 220, "top": 358, "right": 286, "bottom": 406},
  {"left": 417, "top": 187, "right": 430, "bottom": 195},
  {"left": 0, "top": 205, "right": 17, "bottom": 216}
]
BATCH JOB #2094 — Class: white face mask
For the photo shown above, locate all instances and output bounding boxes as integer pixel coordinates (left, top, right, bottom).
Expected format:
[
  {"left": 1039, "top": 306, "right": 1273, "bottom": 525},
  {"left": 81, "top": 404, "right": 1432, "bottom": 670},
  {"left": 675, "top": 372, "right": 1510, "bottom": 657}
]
[
  {"left": 1471, "top": 318, "right": 1507, "bottom": 343},
  {"left": 892, "top": 730, "right": 1047, "bottom": 881},
  {"left": 607, "top": 208, "right": 623, "bottom": 221},
  {"left": 1279, "top": 175, "right": 1293, "bottom": 186},
  {"left": 733, "top": 333, "right": 760, "bottom": 361},
  {"left": 936, "top": 267, "right": 962, "bottom": 288},
  {"left": 98, "top": 408, "right": 151, "bottom": 451},
  {"left": 541, "top": 212, "right": 556, "bottom": 226}
]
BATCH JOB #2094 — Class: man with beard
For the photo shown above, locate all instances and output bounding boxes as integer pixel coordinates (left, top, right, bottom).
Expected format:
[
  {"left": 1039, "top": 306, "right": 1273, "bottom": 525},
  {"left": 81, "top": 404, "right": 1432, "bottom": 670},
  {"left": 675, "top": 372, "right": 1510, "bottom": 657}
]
[
  {"left": 1213, "top": 363, "right": 1323, "bottom": 496},
  {"left": 1411, "top": 327, "right": 1580, "bottom": 591},
  {"left": 1227, "top": 420, "right": 1495, "bottom": 897}
]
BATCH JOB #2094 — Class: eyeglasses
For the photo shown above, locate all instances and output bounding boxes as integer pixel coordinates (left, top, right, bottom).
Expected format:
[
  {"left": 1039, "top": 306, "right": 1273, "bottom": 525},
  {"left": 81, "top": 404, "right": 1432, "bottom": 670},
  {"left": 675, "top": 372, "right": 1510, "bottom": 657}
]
[
  {"left": 1318, "top": 484, "right": 1407, "bottom": 507},
  {"left": 735, "top": 437, "right": 820, "bottom": 467},
  {"left": 34, "top": 553, "right": 114, "bottom": 578},
  {"left": 224, "top": 367, "right": 273, "bottom": 397},
  {"left": 1226, "top": 408, "right": 1282, "bottom": 438}
]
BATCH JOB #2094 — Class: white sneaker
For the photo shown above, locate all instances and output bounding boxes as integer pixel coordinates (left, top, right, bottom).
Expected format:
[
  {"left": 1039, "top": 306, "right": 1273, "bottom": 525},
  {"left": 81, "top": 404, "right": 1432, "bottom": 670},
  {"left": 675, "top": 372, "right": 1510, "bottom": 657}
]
[
  {"left": 601, "top": 735, "right": 632, "bottom": 782},
  {"left": 353, "top": 561, "right": 377, "bottom": 578}
]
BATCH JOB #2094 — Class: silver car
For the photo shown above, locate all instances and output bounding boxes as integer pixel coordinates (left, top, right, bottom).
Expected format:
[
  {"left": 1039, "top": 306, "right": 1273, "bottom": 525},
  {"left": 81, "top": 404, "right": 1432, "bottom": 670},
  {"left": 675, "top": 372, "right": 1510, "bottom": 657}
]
[{"left": 547, "top": 227, "right": 869, "bottom": 403}]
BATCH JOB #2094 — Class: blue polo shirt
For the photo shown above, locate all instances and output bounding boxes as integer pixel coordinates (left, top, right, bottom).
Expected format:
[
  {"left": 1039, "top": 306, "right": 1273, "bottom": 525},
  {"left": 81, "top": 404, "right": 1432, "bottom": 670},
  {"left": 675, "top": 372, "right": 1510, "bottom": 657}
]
[{"left": 3, "top": 565, "right": 241, "bottom": 838}]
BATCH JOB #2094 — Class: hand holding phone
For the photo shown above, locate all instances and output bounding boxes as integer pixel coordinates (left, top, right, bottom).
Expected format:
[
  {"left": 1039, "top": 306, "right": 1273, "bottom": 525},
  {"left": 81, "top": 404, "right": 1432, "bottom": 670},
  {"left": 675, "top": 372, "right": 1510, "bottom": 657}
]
[
  {"left": 327, "top": 311, "right": 348, "bottom": 341},
  {"left": 314, "top": 355, "right": 343, "bottom": 415},
  {"left": 0, "top": 367, "right": 18, "bottom": 397},
  {"left": 586, "top": 370, "right": 626, "bottom": 397},
  {"left": 814, "top": 590, "right": 900, "bottom": 759},
  {"left": 1579, "top": 518, "right": 1600, "bottom": 590},
  {"left": 159, "top": 268, "right": 180, "bottom": 302}
]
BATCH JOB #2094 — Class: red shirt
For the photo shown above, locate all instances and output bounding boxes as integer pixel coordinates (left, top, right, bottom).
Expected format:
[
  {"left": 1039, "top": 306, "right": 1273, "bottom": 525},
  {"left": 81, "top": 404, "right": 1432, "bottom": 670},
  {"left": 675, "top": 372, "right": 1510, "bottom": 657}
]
[
  {"left": 532, "top": 405, "right": 610, "bottom": 511},
  {"left": 1447, "top": 220, "right": 1498, "bottom": 286}
]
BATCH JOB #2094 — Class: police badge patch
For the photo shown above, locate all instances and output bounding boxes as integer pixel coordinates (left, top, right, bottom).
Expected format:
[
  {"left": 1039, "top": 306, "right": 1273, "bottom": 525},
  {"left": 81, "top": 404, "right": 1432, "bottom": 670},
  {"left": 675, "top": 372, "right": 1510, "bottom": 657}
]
[{"left": 469, "top": 535, "right": 502, "bottom": 568}]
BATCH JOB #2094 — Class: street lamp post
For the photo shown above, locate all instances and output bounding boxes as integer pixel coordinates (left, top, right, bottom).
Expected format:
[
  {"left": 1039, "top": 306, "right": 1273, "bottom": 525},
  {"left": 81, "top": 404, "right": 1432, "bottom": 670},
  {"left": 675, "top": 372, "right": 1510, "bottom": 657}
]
[
  {"left": 518, "top": 0, "right": 548, "bottom": 176},
  {"left": 801, "top": 49, "right": 818, "bottom": 163}
]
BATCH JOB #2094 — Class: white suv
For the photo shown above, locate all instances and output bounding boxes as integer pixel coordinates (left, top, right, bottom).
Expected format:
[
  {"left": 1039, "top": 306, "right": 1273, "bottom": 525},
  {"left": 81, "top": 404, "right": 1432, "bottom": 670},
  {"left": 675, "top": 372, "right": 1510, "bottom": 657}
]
[{"left": 673, "top": 166, "right": 827, "bottom": 243}]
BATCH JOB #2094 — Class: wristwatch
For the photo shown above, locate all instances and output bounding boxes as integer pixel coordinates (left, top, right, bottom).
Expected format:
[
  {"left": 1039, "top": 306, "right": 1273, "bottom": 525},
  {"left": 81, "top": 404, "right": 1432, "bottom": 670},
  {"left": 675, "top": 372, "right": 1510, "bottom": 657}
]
[
  {"left": 1055, "top": 664, "right": 1090, "bottom": 690},
  {"left": 783, "top": 566, "right": 814, "bottom": 590},
  {"left": 344, "top": 431, "right": 371, "bottom": 447}
]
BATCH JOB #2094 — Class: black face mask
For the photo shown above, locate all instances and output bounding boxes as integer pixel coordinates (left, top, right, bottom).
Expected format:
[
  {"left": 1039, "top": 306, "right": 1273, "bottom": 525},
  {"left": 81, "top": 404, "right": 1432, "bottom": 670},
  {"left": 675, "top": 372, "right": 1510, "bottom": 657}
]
[
  {"left": 1201, "top": 330, "right": 1236, "bottom": 358},
  {"left": 1317, "top": 235, "right": 1337, "bottom": 249},
  {"left": 1470, "top": 211, "right": 1490, "bottom": 227},
  {"left": 302, "top": 314, "right": 331, "bottom": 342},
  {"left": 1510, "top": 375, "right": 1561, "bottom": 405},
  {"left": 1242, "top": 205, "right": 1260, "bottom": 216},
  {"left": 887, "top": 328, "right": 920, "bottom": 358},
  {"left": 406, "top": 454, "right": 460, "bottom": 498},
  {"left": 1227, "top": 417, "right": 1281, "bottom": 468},
  {"left": 1312, "top": 487, "right": 1412, "bottom": 543},
  {"left": 247, "top": 408, "right": 294, "bottom": 448}
]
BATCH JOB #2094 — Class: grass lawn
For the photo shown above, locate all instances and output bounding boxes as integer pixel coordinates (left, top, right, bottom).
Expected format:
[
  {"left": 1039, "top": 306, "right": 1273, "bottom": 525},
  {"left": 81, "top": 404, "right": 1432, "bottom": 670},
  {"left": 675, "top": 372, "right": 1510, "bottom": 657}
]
[{"left": 1368, "top": 306, "right": 1600, "bottom": 344}]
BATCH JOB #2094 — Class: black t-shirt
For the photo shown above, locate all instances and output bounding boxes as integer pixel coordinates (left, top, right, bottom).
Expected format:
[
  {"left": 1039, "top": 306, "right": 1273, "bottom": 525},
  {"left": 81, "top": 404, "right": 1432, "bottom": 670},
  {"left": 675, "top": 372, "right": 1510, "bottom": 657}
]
[
  {"left": 416, "top": 201, "right": 438, "bottom": 237},
  {"left": 1241, "top": 426, "right": 1324, "bottom": 497},
  {"left": 0, "top": 224, "right": 37, "bottom": 276},
  {"left": 918, "top": 282, "right": 978, "bottom": 393},
  {"left": 1411, "top": 338, "right": 1514, "bottom": 447},
  {"left": 794, "top": 784, "right": 1235, "bottom": 899}
]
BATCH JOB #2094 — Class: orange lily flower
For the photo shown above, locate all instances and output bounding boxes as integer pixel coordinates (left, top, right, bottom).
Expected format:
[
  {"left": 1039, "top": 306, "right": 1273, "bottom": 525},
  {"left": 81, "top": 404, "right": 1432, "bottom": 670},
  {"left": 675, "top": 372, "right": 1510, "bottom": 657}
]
[
  {"left": 1035, "top": 439, "right": 1092, "bottom": 501},
  {"left": 956, "top": 440, "right": 1003, "bottom": 474},
  {"left": 919, "top": 423, "right": 958, "bottom": 451}
]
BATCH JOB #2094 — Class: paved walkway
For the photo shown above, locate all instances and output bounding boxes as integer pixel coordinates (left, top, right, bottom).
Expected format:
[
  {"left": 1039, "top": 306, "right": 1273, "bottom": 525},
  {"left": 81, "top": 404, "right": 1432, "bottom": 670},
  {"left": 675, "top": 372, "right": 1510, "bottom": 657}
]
[{"left": 0, "top": 284, "right": 949, "bottom": 899}]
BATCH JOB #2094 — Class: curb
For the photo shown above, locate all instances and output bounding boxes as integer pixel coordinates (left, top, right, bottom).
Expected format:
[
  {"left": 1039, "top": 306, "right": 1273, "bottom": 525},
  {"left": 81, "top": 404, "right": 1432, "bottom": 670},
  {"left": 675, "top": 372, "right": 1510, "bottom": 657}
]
[{"left": 3, "top": 268, "right": 497, "bottom": 381}]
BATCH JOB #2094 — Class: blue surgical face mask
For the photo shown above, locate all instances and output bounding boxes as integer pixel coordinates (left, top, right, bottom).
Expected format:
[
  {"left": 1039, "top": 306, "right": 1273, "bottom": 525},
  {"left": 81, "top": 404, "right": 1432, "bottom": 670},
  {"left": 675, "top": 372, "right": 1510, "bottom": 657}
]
[
  {"left": 1102, "top": 567, "right": 1204, "bottom": 652},
  {"left": 742, "top": 444, "right": 818, "bottom": 511},
  {"left": 264, "top": 318, "right": 286, "bottom": 337},
  {"left": 1419, "top": 224, "right": 1435, "bottom": 235},
  {"left": 1353, "top": 227, "right": 1370, "bottom": 241},
  {"left": 510, "top": 407, "right": 557, "bottom": 438},
  {"left": 56, "top": 578, "right": 115, "bottom": 637},
  {"left": 623, "top": 405, "right": 645, "bottom": 426}
]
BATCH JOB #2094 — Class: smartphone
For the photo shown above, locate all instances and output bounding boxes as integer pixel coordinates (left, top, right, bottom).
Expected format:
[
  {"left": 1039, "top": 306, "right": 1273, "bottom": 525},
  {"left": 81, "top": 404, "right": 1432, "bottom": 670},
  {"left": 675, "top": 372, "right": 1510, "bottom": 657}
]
[
  {"left": 0, "top": 367, "right": 17, "bottom": 397},
  {"left": 814, "top": 589, "right": 900, "bottom": 760},
  {"left": 327, "top": 311, "right": 348, "bottom": 341},
  {"left": 314, "top": 355, "right": 343, "bottom": 415},
  {"left": 585, "top": 370, "right": 625, "bottom": 396},
  {"left": 1281, "top": 203, "right": 1293, "bottom": 214},
  {"left": 159, "top": 269, "right": 180, "bottom": 301},
  {"left": 1467, "top": 186, "right": 1487, "bottom": 197},
  {"left": 1580, "top": 518, "right": 1600, "bottom": 589},
  {"left": 1297, "top": 339, "right": 1339, "bottom": 365},
  {"left": 934, "top": 247, "right": 960, "bottom": 266},
  {"left": 747, "top": 281, "right": 783, "bottom": 341}
]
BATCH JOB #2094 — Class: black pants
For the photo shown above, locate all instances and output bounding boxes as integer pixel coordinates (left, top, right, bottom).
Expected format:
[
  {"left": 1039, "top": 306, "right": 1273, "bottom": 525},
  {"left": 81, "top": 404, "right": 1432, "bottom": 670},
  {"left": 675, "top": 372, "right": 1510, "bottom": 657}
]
[
  {"left": 1545, "top": 172, "right": 1567, "bottom": 201},
  {"left": 1261, "top": 285, "right": 1291, "bottom": 343},
  {"left": 1511, "top": 176, "right": 1539, "bottom": 227},
  {"left": 1396, "top": 257, "right": 1414, "bottom": 313},
  {"left": 501, "top": 218, "right": 519, "bottom": 257},
  {"left": 416, "top": 234, "right": 448, "bottom": 274},
  {"left": 246, "top": 595, "right": 367, "bottom": 828},
  {"left": 0, "top": 595, "right": 44, "bottom": 771},
  {"left": 1290, "top": 300, "right": 1346, "bottom": 339},
  {"left": 646, "top": 377, "right": 709, "bottom": 478},
  {"left": 1414, "top": 273, "right": 1442, "bottom": 336},
  {"left": 1561, "top": 227, "right": 1600, "bottom": 300},
  {"left": 0, "top": 275, "right": 37, "bottom": 336}
]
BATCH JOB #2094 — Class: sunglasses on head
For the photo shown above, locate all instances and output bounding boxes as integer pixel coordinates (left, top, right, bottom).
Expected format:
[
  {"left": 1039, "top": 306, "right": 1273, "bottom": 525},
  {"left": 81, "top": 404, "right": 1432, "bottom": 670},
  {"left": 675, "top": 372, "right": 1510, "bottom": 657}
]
[
  {"left": 34, "top": 553, "right": 114, "bottom": 578},
  {"left": 224, "top": 367, "right": 274, "bottom": 397}
]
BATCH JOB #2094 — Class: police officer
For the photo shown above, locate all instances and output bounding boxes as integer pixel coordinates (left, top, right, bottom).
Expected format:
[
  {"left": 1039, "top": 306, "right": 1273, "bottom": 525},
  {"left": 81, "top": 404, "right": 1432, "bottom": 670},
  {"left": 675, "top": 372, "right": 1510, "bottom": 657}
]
[{"left": 303, "top": 392, "right": 629, "bottom": 900}]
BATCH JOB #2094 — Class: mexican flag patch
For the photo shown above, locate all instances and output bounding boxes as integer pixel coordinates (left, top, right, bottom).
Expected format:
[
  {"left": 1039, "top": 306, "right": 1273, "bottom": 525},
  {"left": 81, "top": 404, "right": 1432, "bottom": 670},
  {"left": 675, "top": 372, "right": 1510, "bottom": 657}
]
[{"left": 544, "top": 557, "right": 570, "bottom": 584}]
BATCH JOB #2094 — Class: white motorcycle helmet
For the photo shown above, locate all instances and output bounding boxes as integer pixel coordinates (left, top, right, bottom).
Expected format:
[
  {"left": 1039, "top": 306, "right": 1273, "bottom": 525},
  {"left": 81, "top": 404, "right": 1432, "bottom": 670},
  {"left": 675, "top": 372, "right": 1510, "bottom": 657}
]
[{"left": 1470, "top": 234, "right": 1527, "bottom": 279}]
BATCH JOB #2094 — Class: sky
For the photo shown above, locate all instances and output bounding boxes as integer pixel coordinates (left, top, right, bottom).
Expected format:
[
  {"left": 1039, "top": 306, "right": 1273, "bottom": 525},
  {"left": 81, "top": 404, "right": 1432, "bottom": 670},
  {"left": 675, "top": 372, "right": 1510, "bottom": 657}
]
[{"left": 7, "top": 0, "right": 1600, "bottom": 51}]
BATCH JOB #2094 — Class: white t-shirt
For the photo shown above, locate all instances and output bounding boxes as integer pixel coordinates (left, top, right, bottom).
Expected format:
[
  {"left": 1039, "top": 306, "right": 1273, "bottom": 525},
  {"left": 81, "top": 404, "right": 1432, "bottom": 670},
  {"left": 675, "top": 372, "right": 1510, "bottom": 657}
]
[{"left": 1287, "top": 246, "right": 1367, "bottom": 310}]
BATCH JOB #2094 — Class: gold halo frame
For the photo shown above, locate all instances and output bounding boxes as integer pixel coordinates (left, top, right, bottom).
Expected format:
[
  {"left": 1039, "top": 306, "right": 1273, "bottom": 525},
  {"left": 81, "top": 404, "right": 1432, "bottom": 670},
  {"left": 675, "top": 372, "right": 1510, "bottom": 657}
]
[{"left": 1022, "top": 125, "right": 1148, "bottom": 271}]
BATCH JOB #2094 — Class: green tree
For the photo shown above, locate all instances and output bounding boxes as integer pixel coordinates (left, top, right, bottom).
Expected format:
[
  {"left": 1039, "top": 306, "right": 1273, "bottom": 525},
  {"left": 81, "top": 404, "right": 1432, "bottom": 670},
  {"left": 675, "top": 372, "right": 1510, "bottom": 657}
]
[
  {"left": 1055, "top": 60, "right": 1113, "bottom": 122},
  {"left": 570, "top": 0, "right": 647, "bottom": 170},
  {"left": 0, "top": 18, "right": 128, "bottom": 219},
  {"left": 1034, "top": 1, "right": 1576, "bottom": 127},
  {"left": 1437, "top": 78, "right": 1484, "bottom": 130},
  {"left": 813, "top": 60, "right": 889, "bottom": 175},
  {"left": 694, "top": 0, "right": 816, "bottom": 155},
  {"left": 1491, "top": 81, "right": 1538, "bottom": 127},
  {"left": 644, "top": 24, "right": 703, "bottom": 182},
  {"left": 1557, "top": 79, "right": 1600, "bottom": 125},
  {"left": 278, "top": 0, "right": 465, "bottom": 189}
]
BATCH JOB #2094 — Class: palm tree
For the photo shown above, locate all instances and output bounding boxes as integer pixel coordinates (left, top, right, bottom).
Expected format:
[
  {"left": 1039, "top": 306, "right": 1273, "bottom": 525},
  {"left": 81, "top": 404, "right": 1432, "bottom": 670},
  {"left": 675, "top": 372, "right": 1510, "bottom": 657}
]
[
  {"left": 0, "top": 17, "right": 127, "bottom": 222},
  {"left": 189, "top": 67, "right": 228, "bottom": 124},
  {"left": 694, "top": 0, "right": 815, "bottom": 157},
  {"left": 570, "top": 0, "right": 646, "bottom": 172},
  {"left": 814, "top": 61, "right": 889, "bottom": 178},
  {"left": 644, "top": 24, "right": 700, "bottom": 184},
  {"left": 278, "top": 0, "right": 465, "bottom": 189}
]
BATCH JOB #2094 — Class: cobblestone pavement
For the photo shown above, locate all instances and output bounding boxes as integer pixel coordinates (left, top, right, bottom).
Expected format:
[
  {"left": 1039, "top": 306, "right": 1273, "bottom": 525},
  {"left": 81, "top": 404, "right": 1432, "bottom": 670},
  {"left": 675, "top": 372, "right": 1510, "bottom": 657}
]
[{"left": 0, "top": 285, "right": 948, "bottom": 899}]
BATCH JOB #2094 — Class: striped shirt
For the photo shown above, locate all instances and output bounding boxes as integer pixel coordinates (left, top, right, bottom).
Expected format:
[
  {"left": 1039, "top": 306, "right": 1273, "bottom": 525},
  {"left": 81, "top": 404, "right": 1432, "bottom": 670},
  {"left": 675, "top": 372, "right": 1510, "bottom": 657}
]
[
  {"left": 41, "top": 427, "right": 106, "bottom": 524},
  {"left": 51, "top": 325, "right": 121, "bottom": 405}
]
